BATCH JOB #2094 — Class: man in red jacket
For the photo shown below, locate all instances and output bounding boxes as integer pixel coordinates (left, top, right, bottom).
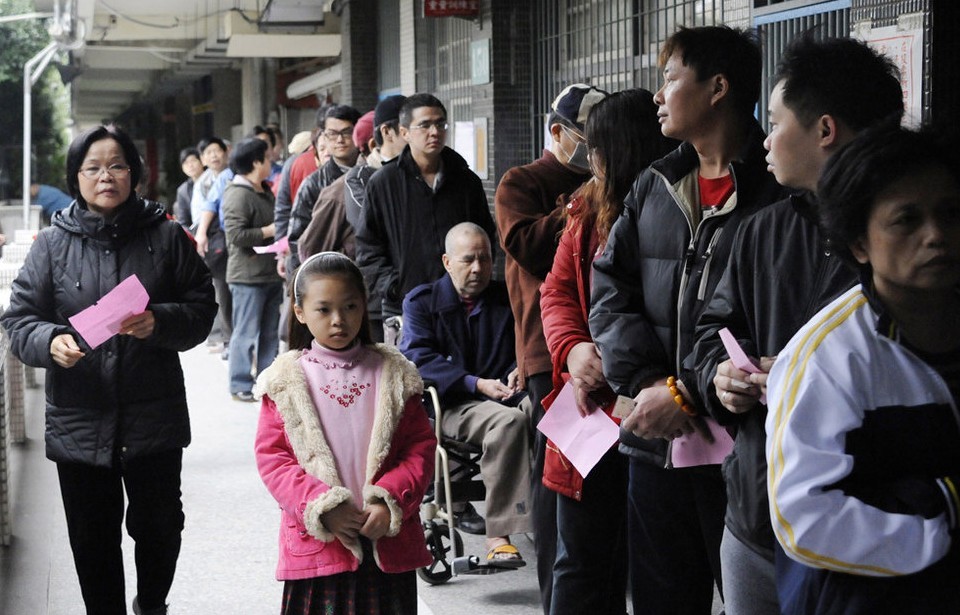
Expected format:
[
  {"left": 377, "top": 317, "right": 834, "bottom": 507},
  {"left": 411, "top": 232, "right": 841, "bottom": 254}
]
[{"left": 493, "top": 83, "right": 606, "bottom": 614}]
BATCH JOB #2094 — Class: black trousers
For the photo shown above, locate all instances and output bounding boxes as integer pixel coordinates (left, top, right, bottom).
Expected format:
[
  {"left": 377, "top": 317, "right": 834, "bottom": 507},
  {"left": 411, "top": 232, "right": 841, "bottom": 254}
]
[
  {"left": 627, "top": 460, "right": 725, "bottom": 615},
  {"left": 527, "top": 372, "right": 557, "bottom": 615},
  {"left": 57, "top": 448, "right": 184, "bottom": 615},
  {"left": 551, "top": 448, "right": 629, "bottom": 615}
]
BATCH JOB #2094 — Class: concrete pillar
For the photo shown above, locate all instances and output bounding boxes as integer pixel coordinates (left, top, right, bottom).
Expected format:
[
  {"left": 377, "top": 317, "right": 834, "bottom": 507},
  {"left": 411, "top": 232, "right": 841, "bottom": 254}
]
[
  {"left": 263, "top": 58, "right": 278, "bottom": 122},
  {"left": 399, "top": 0, "right": 416, "bottom": 95},
  {"left": 242, "top": 57, "right": 266, "bottom": 133},
  {"left": 211, "top": 69, "right": 243, "bottom": 139},
  {"left": 341, "top": 0, "right": 379, "bottom": 110}
]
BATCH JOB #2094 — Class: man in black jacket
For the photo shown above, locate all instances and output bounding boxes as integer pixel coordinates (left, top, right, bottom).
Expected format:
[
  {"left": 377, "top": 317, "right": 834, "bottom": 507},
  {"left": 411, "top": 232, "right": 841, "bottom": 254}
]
[
  {"left": 355, "top": 93, "right": 496, "bottom": 339},
  {"left": 589, "top": 26, "right": 784, "bottom": 614},
  {"left": 690, "top": 36, "right": 904, "bottom": 615}
]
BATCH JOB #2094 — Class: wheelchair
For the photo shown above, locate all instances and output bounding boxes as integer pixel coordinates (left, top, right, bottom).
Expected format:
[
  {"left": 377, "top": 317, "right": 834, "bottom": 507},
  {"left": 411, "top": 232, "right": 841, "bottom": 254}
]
[
  {"left": 387, "top": 316, "right": 523, "bottom": 583},
  {"left": 417, "top": 384, "right": 524, "bottom": 584}
]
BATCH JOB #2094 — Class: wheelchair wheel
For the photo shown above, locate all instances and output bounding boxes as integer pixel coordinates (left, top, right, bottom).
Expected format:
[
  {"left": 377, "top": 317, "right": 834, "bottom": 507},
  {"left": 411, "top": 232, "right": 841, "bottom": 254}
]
[{"left": 417, "top": 522, "right": 463, "bottom": 585}]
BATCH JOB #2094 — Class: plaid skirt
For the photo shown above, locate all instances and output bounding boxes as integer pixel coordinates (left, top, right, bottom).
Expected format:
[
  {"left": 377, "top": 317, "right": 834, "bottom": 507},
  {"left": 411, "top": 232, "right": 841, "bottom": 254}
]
[{"left": 281, "top": 540, "right": 417, "bottom": 615}]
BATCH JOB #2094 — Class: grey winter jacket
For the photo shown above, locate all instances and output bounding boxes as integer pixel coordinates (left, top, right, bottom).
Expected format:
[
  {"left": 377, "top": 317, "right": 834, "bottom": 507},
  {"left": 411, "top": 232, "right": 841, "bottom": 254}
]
[{"left": 1, "top": 197, "right": 217, "bottom": 467}]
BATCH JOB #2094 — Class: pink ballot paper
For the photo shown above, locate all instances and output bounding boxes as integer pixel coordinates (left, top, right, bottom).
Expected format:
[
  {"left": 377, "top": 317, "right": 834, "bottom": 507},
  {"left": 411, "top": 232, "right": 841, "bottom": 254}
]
[
  {"left": 671, "top": 418, "right": 735, "bottom": 468},
  {"left": 719, "top": 326, "right": 766, "bottom": 404},
  {"left": 719, "top": 327, "right": 761, "bottom": 373},
  {"left": 68, "top": 274, "right": 150, "bottom": 349},
  {"left": 253, "top": 235, "right": 289, "bottom": 255},
  {"left": 536, "top": 381, "right": 620, "bottom": 478}
]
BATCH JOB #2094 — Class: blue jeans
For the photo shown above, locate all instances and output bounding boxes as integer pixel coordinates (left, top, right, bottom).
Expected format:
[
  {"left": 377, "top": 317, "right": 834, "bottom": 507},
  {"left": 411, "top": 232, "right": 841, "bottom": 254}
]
[
  {"left": 551, "top": 447, "right": 628, "bottom": 615},
  {"left": 627, "top": 460, "right": 725, "bottom": 615},
  {"left": 228, "top": 282, "right": 283, "bottom": 394}
]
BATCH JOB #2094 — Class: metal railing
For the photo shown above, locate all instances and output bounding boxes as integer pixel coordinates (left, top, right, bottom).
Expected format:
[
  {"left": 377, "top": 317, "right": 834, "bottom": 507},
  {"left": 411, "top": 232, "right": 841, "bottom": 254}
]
[{"left": 0, "top": 227, "right": 38, "bottom": 547}]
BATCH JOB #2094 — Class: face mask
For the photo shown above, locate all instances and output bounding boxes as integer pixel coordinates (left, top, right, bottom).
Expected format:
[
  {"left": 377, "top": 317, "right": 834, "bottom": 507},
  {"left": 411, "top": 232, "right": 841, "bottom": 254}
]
[{"left": 560, "top": 126, "right": 590, "bottom": 172}]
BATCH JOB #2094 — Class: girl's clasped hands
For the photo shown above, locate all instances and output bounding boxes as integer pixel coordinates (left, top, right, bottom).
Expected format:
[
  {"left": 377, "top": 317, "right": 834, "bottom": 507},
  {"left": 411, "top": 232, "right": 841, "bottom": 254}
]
[{"left": 320, "top": 499, "right": 392, "bottom": 546}]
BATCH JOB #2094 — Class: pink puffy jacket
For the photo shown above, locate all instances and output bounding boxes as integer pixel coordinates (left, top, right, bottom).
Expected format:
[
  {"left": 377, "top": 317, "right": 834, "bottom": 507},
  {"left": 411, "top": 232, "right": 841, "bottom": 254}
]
[{"left": 254, "top": 345, "right": 436, "bottom": 580}]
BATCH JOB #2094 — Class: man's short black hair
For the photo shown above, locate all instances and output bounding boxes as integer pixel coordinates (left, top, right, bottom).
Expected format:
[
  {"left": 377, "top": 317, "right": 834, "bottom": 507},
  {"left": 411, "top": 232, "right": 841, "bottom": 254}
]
[
  {"left": 196, "top": 136, "right": 227, "bottom": 155},
  {"left": 250, "top": 125, "right": 276, "bottom": 148},
  {"left": 229, "top": 138, "right": 269, "bottom": 175},
  {"left": 399, "top": 93, "right": 447, "bottom": 127},
  {"left": 775, "top": 33, "right": 903, "bottom": 131},
  {"left": 659, "top": 25, "right": 762, "bottom": 117},
  {"left": 320, "top": 104, "right": 362, "bottom": 131},
  {"left": 546, "top": 111, "right": 577, "bottom": 132},
  {"left": 179, "top": 147, "right": 200, "bottom": 165},
  {"left": 819, "top": 123, "right": 960, "bottom": 268},
  {"left": 374, "top": 120, "right": 399, "bottom": 148},
  {"left": 314, "top": 103, "right": 333, "bottom": 129}
]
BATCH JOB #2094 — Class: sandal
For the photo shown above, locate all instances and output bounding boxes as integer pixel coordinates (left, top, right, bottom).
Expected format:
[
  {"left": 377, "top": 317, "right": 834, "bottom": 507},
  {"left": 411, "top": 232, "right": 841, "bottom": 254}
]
[{"left": 485, "top": 543, "right": 526, "bottom": 569}]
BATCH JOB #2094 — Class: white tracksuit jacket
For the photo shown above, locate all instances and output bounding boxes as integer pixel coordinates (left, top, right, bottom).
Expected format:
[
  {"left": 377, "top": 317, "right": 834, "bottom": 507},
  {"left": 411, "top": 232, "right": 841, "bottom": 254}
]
[{"left": 766, "top": 284, "right": 960, "bottom": 613}]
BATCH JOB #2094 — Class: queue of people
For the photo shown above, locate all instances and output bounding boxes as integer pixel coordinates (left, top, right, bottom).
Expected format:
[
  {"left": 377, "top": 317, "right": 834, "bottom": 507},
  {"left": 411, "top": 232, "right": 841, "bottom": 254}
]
[{"left": 4, "top": 22, "right": 959, "bottom": 615}]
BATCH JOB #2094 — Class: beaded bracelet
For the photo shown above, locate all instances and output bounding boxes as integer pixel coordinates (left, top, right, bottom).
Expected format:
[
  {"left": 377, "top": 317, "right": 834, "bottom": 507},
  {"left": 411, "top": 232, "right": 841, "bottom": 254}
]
[{"left": 666, "top": 376, "right": 697, "bottom": 416}]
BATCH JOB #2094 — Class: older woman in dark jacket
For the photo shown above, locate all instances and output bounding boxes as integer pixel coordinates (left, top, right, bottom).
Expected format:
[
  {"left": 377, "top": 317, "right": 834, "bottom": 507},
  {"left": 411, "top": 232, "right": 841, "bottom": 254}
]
[{"left": 1, "top": 125, "right": 216, "bottom": 615}]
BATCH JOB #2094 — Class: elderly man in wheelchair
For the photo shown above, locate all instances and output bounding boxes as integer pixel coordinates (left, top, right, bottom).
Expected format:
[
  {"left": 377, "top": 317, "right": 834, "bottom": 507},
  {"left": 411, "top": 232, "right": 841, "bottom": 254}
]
[{"left": 400, "top": 222, "right": 532, "bottom": 567}]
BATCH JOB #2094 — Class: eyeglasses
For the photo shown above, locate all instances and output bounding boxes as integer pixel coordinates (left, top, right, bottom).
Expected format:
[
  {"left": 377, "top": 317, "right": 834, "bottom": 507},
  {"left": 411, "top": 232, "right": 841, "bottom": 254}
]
[
  {"left": 411, "top": 121, "right": 449, "bottom": 132},
  {"left": 79, "top": 164, "right": 131, "bottom": 179},
  {"left": 322, "top": 128, "right": 354, "bottom": 141}
]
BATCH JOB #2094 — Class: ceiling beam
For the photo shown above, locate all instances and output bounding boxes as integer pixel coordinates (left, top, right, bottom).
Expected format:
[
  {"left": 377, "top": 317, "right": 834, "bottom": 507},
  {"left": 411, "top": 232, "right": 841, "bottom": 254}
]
[{"left": 226, "top": 33, "right": 340, "bottom": 58}]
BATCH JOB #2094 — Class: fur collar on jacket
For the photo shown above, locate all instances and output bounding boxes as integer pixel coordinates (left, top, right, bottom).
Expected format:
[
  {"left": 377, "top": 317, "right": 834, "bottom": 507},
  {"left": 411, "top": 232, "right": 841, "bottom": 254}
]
[{"left": 254, "top": 343, "right": 423, "bottom": 549}]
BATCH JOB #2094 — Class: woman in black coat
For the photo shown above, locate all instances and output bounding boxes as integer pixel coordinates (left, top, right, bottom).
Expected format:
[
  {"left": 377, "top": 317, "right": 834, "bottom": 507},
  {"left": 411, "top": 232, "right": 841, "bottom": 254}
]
[{"left": 1, "top": 125, "right": 217, "bottom": 615}]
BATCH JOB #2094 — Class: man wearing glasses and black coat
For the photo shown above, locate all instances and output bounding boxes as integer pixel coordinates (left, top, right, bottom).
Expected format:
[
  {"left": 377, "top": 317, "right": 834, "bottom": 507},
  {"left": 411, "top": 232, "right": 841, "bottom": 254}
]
[{"left": 356, "top": 92, "right": 496, "bottom": 336}]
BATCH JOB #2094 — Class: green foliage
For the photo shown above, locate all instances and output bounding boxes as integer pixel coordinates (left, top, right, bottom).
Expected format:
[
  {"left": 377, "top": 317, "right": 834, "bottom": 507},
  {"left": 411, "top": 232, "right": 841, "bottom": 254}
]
[
  {"left": 0, "top": 0, "right": 48, "bottom": 81},
  {"left": 0, "top": 0, "right": 70, "bottom": 198}
]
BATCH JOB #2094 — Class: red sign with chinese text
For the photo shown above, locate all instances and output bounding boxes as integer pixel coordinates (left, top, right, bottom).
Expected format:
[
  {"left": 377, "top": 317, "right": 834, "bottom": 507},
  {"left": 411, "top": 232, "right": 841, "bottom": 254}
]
[{"left": 424, "top": 0, "right": 479, "bottom": 17}]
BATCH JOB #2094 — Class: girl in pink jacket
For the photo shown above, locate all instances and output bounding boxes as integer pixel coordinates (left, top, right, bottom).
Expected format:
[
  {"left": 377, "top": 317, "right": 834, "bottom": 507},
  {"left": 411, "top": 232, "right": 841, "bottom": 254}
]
[{"left": 254, "top": 252, "right": 436, "bottom": 614}]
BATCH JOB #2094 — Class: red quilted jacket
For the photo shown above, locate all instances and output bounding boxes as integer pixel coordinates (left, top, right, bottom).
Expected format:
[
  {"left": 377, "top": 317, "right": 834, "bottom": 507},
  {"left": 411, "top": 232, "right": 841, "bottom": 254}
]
[{"left": 539, "top": 195, "right": 619, "bottom": 501}]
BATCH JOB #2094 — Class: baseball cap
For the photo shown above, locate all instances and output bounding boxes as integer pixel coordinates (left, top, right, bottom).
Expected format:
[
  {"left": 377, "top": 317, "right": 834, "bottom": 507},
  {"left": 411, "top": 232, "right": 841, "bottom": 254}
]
[
  {"left": 287, "top": 131, "right": 313, "bottom": 155},
  {"left": 551, "top": 83, "right": 609, "bottom": 132},
  {"left": 353, "top": 111, "right": 375, "bottom": 147},
  {"left": 374, "top": 95, "right": 407, "bottom": 128}
]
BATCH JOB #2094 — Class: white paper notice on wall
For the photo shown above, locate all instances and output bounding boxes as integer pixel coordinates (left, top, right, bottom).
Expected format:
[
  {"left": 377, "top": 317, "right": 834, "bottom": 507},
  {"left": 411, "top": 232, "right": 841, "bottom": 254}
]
[
  {"left": 454, "top": 121, "right": 476, "bottom": 172},
  {"left": 856, "top": 20, "right": 923, "bottom": 128}
]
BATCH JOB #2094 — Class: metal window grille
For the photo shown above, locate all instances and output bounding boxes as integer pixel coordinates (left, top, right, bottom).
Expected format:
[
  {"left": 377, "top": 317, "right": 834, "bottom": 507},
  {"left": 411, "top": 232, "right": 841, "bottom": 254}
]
[
  {"left": 754, "top": 1, "right": 852, "bottom": 128},
  {"left": 531, "top": 0, "right": 730, "bottom": 158},
  {"left": 415, "top": 11, "right": 474, "bottom": 131},
  {"left": 379, "top": 0, "right": 402, "bottom": 92}
]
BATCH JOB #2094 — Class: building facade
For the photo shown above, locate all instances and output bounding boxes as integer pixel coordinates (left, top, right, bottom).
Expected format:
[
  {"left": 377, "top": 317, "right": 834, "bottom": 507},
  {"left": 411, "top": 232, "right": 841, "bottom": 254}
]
[
  {"left": 127, "top": 0, "right": 957, "bottom": 207},
  {"left": 298, "top": 0, "right": 956, "bottom": 205}
]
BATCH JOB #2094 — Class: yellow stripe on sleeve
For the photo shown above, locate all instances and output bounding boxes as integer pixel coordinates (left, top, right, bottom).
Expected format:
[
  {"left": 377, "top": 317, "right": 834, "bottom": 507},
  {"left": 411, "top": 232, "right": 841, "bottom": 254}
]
[{"left": 767, "top": 290, "right": 903, "bottom": 576}]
